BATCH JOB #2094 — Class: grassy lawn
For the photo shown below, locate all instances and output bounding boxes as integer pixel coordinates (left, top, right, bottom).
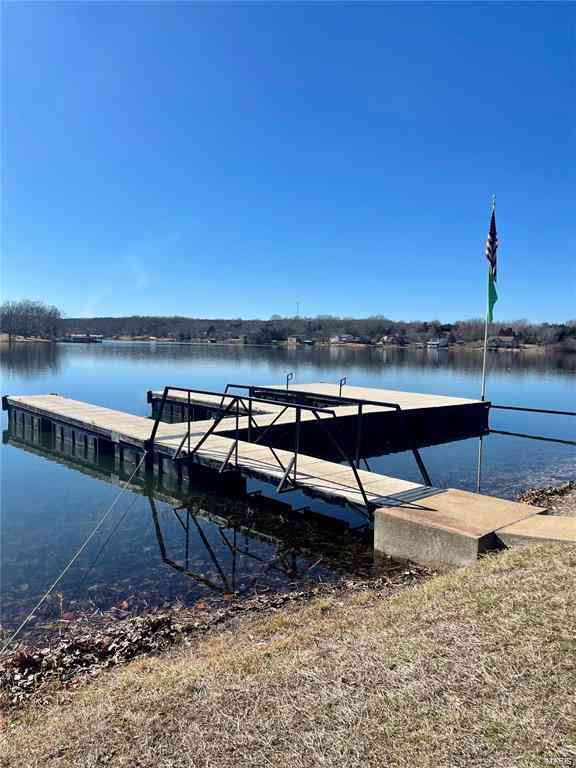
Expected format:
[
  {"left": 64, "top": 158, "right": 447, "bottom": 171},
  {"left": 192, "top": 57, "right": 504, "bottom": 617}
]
[{"left": 2, "top": 542, "right": 575, "bottom": 768}]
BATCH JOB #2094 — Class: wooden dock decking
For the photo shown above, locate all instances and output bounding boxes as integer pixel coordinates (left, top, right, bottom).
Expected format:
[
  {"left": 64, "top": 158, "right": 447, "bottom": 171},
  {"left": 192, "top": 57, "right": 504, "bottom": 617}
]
[
  {"left": 0, "top": 384, "right": 491, "bottom": 499},
  {"left": 264, "top": 382, "right": 483, "bottom": 410}
]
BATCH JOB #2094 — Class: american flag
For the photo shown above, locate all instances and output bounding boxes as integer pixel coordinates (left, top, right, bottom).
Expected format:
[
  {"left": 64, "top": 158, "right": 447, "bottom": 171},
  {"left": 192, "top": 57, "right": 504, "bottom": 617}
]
[{"left": 485, "top": 209, "right": 498, "bottom": 280}]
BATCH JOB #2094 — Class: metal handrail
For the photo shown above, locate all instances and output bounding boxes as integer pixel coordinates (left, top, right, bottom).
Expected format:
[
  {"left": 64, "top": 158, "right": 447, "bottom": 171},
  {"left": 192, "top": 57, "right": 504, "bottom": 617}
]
[
  {"left": 157, "top": 385, "right": 336, "bottom": 416},
  {"left": 147, "top": 386, "right": 335, "bottom": 466},
  {"left": 225, "top": 383, "right": 433, "bottom": 486},
  {"left": 146, "top": 386, "right": 373, "bottom": 513},
  {"left": 490, "top": 404, "right": 576, "bottom": 417},
  {"left": 488, "top": 403, "right": 576, "bottom": 446},
  {"left": 147, "top": 383, "right": 434, "bottom": 512},
  {"left": 237, "top": 383, "right": 405, "bottom": 411}
]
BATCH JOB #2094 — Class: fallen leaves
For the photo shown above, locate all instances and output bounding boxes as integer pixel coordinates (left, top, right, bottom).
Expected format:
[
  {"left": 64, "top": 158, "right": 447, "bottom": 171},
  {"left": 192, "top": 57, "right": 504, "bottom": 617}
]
[
  {"left": 0, "top": 565, "right": 430, "bottom": 710},
  {"left": 0, "top": 615, "right": 180, "bottom": 707}
]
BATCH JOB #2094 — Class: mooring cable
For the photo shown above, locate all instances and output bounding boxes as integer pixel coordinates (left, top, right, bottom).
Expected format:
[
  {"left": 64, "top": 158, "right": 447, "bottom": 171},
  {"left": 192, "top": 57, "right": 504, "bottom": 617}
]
[
  {"left": 79, "top": 490, "right": 143, "bottom": 587},
  {"left": 0, "top": 450, "right": 149, "bottom": 655}
]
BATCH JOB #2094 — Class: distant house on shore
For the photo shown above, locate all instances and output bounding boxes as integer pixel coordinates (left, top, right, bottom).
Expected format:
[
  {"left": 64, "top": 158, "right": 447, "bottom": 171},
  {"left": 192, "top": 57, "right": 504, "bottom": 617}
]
[
  {"left": 61, "top": 333, "right": 103, "bottom": 344},
  {"left": 487, "top": 335, "right": 520, "bottom": 349},
  {"left": 378, "top": 334, "right": 407, "bottom": 346},
  {"left": 427, "top": 337, "right": 449, "bottom": 349},
  {"left": 329, "top": 334, "right": 358, "bottom": 344}
]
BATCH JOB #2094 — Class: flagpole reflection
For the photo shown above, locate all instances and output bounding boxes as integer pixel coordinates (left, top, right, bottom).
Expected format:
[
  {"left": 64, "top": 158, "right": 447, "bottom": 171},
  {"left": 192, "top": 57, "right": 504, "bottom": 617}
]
[{"left": 476, "top": 434, "right": 483, "bottom": 493}]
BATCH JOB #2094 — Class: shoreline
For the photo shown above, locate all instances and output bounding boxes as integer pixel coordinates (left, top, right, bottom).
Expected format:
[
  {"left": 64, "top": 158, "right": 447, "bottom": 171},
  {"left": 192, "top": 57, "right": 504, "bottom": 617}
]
[
  {"left": 2, "top": 480, "right": 575, "bottom": 712},
  {"left": 1, "top": 335, "right": 571, "bottom": 353},
  {"left": 3, "top": 537, "right": 575, "bottom": 767},
  {"left": 0, "top": 565, "right": 430, "bottom": 709}
]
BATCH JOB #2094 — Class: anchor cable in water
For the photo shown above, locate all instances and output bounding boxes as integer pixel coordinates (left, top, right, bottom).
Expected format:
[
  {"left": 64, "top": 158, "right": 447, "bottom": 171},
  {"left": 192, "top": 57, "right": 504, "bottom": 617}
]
[
  {"left": 0, "top": 450, "right": 149, "bottom": 655},
  {"left": 79, "top": 491, "right": 143, "bottom": 587}
]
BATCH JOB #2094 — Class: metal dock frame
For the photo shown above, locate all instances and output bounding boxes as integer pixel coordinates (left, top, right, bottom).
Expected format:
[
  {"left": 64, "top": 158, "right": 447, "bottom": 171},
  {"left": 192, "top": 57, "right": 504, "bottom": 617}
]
[{"left": 146, "top": 384, "right": 433, "bottom": 515}]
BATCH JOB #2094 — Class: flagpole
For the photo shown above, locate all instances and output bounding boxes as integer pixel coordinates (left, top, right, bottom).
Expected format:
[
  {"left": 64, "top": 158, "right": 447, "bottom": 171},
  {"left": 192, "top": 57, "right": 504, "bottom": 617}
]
[
  {"left": 477, "top": 273, "right": 490, "bottom": 490},
  {"left": 477, "top": 195, "right": 496, "bottom": 492},
  {"left": 480, "top": 194, "right": 496, "bottom": 401},
  {"left": 480, "top": 294, "right": 490, "bottom": 400}
]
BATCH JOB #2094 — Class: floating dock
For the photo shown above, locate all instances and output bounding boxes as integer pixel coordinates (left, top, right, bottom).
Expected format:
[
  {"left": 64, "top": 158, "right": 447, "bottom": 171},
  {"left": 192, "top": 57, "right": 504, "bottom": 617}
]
[
  {"left": 2, "top": 391, "right": 433, "bottom": 508},
  {"left": 147, "top": 382, "right": 489, "bottom": 457},
  {"left": 4, "top": 381, "right": 575, "bottom": 567}
]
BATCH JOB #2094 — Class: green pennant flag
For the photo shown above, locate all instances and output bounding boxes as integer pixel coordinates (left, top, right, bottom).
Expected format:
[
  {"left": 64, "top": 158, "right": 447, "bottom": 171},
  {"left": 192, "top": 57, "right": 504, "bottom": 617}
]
[{"left": 487, "top": 268, "right": 498, "bottom": 322}]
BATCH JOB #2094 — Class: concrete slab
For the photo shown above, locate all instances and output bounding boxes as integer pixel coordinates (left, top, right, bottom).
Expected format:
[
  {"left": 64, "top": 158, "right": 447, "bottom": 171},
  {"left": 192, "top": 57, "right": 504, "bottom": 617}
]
[
  {"left": 374, "top": 488, "right": 542, "bottom": 568},
  {"left": 497, "top": 515, "right": 576, "bottom": 547}
]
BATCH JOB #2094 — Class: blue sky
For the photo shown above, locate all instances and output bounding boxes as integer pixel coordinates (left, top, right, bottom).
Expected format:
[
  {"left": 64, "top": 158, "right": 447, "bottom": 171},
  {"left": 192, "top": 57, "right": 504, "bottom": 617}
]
[{"left": 2, "top": 1, "right": 574, "bottom": 322}]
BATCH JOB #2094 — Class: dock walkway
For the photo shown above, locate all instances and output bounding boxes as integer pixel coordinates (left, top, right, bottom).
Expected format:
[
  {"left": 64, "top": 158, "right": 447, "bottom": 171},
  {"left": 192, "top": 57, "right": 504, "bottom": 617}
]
[{"left": 3, "top": 393, "right": 431, "bottom": 508}]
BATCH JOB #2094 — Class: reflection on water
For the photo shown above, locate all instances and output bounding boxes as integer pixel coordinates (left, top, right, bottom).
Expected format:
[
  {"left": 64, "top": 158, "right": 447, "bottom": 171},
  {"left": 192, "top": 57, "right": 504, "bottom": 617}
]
[
  {"left": 2, "top": 421, "right": 373, "bottom": 640},
  {"left": 1, "top": 339, "right": 575, "bottom": 382},
  {"left": 1, "top": 341, "right": 574, "bottom": 643},
  {"left": 0, "top": 342, "right": 62, "bottom": 379}
]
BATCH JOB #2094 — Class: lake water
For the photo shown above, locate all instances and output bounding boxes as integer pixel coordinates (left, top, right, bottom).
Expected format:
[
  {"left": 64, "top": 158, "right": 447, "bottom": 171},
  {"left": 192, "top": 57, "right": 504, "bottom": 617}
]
[{"left": 1, "top": 341, "right": 574, "bottom": 642}]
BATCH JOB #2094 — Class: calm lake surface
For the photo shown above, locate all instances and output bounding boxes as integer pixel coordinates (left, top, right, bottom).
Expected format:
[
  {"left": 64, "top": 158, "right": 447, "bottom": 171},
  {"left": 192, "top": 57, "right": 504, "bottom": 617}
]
[{"left": 1, "top": 341, "right": 574, "bottom": 641}]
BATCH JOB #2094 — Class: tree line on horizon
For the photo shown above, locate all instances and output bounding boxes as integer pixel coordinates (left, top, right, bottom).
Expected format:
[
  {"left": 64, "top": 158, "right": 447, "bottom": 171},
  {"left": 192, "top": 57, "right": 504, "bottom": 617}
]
[
  {"left": 1, "top": 300, "right": 575, "bottom": 349},
  {"left": 0, "top": 300, "right": 62, "bottom": 342}
]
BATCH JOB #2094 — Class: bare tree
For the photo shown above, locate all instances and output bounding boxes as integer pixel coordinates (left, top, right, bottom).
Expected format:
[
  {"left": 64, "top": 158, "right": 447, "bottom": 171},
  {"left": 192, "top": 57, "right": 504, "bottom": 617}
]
[
  {"left": 0, "top": 300, "right": 62, "bottom": 341},
  {"left": 0, "top": 301, "right": 20, "bottom": 342}
]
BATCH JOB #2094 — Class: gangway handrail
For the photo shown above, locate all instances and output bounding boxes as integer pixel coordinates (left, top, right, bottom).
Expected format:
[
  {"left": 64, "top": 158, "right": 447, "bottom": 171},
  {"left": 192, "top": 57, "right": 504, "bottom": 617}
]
[
  {"left": 225, "top": 382, "right": 409, "bottom": 412},
  {"left": 148, "top": 386, "right": 335, "bottom": 477},
  {"left": 158, "top": 385, "right": 336, "bottom": 416},
  {"left": 147, "top": 384, "right": 433, "bottom": 503},
  {"left": 145, "top": 386, "right": 378, "bottom": 509},
  {"left": 225, "top": 383, "right": 433, "bottom": 486},
  {"left": 146, "top": 385, "right": 373, "bottom": 513}
]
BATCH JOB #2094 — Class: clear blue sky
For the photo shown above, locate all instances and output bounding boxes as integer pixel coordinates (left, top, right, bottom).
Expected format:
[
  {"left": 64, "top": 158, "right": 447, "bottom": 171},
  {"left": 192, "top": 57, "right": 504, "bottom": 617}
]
[{"left": 2, "top": 1, "right": 574, "bottom": 322}]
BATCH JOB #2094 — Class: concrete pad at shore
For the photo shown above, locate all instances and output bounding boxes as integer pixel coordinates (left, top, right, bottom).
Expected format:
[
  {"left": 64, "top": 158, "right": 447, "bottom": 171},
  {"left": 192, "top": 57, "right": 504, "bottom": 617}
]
[
  {"left": 497, "top": 515, "right": 576, "bottom": 547},
  {"left": 374, "top": 488, "right": 542, "bottom": 568}
]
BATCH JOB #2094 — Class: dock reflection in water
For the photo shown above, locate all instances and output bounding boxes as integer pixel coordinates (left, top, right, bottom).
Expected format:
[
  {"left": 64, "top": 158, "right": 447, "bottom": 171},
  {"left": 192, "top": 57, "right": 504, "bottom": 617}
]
[{"left": 3, "top": 420, "right": 374, "bottom": 641}]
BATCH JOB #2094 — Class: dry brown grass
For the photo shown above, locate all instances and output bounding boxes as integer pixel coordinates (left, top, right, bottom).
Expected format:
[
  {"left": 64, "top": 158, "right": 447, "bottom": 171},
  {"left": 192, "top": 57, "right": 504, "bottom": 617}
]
[{"left": 2, "top": 543, "right": 576, "bottom": 768}]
